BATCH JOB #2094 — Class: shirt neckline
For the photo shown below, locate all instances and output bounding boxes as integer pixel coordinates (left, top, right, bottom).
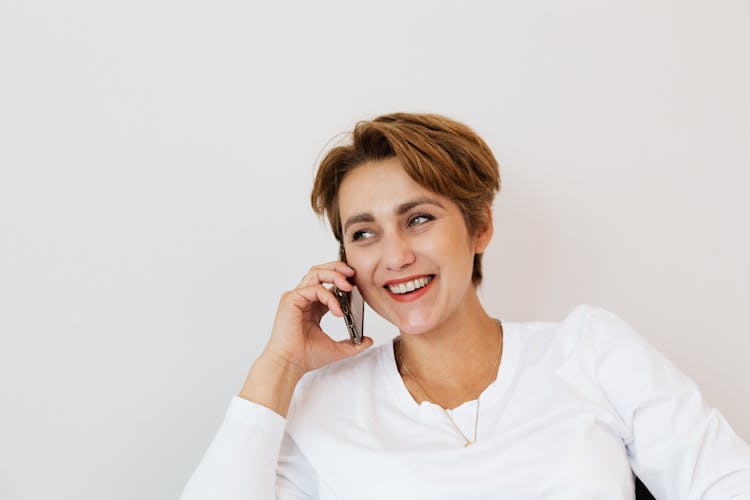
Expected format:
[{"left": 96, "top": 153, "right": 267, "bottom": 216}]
[{"left": 381, "top": 320, "right": 522, "bottom": 420}]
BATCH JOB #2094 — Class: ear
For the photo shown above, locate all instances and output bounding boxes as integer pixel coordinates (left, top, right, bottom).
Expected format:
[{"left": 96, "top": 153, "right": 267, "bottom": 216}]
[{"left": 473, "top": 205, "right": 494, "bottom": 254}]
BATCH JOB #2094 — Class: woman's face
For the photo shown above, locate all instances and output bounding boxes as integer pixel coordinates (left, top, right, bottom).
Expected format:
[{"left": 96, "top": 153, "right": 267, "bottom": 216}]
[{"left": 337, "top": 157, "right": 490, "bottom": 334}]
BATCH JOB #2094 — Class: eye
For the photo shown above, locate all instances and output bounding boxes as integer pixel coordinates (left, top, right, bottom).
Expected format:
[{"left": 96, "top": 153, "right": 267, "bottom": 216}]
[
  {"left": 407, "top": 214, "right": 434, "bottom": 227},
  {"left": 351, "top": 229, "right": 375, "bottom": 241}
]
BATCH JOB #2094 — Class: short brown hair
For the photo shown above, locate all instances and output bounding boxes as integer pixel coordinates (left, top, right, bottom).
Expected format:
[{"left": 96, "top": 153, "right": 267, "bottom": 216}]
[{"left": 311, "top": 112, "right": 500, "bottom": 285}]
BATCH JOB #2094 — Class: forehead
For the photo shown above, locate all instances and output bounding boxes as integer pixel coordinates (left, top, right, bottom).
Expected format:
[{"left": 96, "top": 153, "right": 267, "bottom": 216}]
[{"left": 337, "top": 158, "right": 446, "bottom": 219}]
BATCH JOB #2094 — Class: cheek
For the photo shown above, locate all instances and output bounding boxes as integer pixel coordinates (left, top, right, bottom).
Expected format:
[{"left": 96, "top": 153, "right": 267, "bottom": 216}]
[
  {"left": 421, "top": 228, "right": 472, "bottom": 263},
  {"left": 429, "top": 230, "right": 476, "bottom": 281},
  {"left": 344, "top": 248, "right": 375, "bottom": 284},
  {"left": 347, "top": 254, "right": 382, "bottom": 313}
]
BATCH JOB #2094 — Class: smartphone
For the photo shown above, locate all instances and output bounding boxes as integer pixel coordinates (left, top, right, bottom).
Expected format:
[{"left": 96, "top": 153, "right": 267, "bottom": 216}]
[{"left": 333, "top": 284, "right": 364, "bottom": 344}]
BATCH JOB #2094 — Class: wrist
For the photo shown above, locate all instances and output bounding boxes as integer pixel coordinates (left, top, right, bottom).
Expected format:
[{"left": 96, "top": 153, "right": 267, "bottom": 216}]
[{"left": 238, "top": 352, "right": 305, "bottom": 418}]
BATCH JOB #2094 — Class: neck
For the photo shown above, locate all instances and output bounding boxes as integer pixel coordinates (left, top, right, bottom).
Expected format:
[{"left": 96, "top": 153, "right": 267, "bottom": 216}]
[{"left": 395, "top": 291, "right": 503, "bottom": 404}]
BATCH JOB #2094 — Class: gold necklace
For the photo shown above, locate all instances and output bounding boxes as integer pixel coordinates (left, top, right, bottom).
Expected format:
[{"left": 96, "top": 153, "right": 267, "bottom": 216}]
[{"left": 396, "top": 319, "right": 503, "bottom": 447}]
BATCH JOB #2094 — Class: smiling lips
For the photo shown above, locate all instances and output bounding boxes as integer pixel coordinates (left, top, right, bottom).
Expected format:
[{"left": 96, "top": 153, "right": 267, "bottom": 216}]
[{"left": 384, "top": 275, "right": 436, "bottom": 302}]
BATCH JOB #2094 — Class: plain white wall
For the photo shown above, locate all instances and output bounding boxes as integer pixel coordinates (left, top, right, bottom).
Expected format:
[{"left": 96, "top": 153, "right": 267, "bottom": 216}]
[{"left": 1, "top": 1, "right": 748, "bottom": 499}]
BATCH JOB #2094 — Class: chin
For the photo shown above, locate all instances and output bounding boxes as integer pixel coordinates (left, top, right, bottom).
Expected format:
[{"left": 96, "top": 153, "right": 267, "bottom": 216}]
[
  {"left": 365, "top": 291, "right": 445, "bottom": 335},
  {"left": 388, "top": 309, "right": 439, "bottom": 336},
  {"left": 366, "top": 303, "right": 425, "bottom": 335}
]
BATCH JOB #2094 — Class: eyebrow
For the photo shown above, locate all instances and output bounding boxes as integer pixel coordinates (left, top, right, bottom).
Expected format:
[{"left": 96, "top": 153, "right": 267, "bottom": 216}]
[{"left": 342, "top": 197, "right": 446, "bottom": 234}]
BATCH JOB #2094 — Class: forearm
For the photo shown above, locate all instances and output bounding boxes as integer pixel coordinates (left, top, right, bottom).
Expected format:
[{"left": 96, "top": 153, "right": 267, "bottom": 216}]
[
  {"left": 180, "top": 396, "right": 288, "bottom": 500},
  {"left": 180, "top": 357, "right": 309, "bottom": 500},
  {"left": 239, "top": 352, "right": 305, "bottom": 418}
]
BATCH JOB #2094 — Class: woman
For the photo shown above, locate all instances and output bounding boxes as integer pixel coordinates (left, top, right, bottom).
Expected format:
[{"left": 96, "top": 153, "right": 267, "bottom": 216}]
[{"left": 181, "top": 113, "right": 750, "bottom": 499}]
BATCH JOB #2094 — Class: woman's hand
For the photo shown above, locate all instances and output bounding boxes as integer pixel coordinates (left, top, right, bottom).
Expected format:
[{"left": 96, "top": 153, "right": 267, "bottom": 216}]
[
  {"left": 239, "top": 261, "right": 373, "bottom": 416},
  {"left": 263, "top": 261, "right": 373, "bottom": 376}
]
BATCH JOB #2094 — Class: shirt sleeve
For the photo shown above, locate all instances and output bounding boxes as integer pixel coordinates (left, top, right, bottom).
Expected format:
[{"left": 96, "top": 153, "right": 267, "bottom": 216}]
[
  {"left": 179, "top": 396, "right": 318, "bottom": 500},
  {"left": 588, "top": 307, "right": 750, "bottom": 500}
]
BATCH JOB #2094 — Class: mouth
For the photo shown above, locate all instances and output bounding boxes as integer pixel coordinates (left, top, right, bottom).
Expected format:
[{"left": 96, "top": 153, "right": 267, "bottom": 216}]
[{"left": 383, "top": 275, "right": 435, "bottom": 301}]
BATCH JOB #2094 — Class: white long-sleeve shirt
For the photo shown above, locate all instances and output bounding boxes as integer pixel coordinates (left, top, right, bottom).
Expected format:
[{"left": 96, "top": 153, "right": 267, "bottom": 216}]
[{"left": 180, "top": 305, "right": 750, "bottom": 499}]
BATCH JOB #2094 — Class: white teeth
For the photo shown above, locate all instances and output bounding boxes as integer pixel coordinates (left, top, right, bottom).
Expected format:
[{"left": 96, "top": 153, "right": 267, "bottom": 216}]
[{"left": 387, "top": 276, "right": 432, "bottom": 294}]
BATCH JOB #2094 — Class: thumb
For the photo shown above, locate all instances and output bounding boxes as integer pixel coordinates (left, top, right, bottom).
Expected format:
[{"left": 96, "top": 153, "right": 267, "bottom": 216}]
[{"left": 333, "top": 336, "right": 374, "bottom": 359}]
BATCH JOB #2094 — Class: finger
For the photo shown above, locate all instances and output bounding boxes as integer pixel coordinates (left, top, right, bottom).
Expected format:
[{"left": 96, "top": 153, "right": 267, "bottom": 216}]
[
  {"left": 298, "top": 267, "right": 355, "bottom": 290},
  {"left": 313, "top": 261, "right": 356, "bottom": 276},
  {"left": 290, "top": 284, "right": 344, "bottom": 317},
  {"left": 302, "top": 261, "right": 355, "bottom": 280},
  {"left": 309, "top": 300, "right": 331, "bottom": 323}
]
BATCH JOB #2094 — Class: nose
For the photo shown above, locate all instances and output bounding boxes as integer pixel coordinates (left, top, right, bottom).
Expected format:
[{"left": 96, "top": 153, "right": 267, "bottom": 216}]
[{"left": 382, "top": 231, "right": 415, "bottom": 271}]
